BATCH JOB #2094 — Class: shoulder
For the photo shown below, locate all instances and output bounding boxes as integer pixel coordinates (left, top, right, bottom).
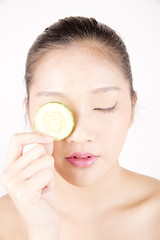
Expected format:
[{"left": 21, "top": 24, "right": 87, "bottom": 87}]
[
  {"left": 122, "top": 167, "right": 160, "bottom": 196},
  {"left": 123, "top": 168, "right": 160, "bottom": 236},
  {"left": 141, "top": 176, "right": 160, "bottom": 237},
  {"left": 124, "top": 168, "right": 160, "bottom": 206},
  {"left": 0, "top": 194, "right": 28, "bottom": 240},
  {"left": 140, "top": 174, "right": 160, "bottom": 234}
]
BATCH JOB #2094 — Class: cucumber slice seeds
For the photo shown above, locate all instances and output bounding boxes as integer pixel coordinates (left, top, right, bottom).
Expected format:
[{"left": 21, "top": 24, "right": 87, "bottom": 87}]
[{"left": 33, "top": 101, "right": 75, "bottom": 141}]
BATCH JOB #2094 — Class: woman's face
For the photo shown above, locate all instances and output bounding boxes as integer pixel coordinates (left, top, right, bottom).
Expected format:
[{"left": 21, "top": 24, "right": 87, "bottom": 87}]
[{"left": 27, "top": 44, "right": 134, "bottom": 187}]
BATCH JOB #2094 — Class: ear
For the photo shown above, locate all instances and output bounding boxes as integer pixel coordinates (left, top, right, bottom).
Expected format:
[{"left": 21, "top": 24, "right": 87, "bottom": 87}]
[
  {"left": 24, "top": 98, "right": 28, "bottom": 113},
  {"left": 128, "top": 91, "right": 137, "bottom": 128}
]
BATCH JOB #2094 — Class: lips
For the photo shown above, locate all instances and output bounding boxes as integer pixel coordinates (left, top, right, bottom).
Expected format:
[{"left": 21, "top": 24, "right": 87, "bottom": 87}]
[
  {"left": 65, "top": 152, "right": 99, "bottom": 168},
  {"left": 66, "top": 152, "right": 98, "bottom": 159}
]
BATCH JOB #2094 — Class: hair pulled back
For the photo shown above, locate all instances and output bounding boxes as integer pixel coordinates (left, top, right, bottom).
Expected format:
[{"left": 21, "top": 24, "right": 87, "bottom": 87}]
[{"left": 24, "top": 16, "right": 137, "bottom": 106}]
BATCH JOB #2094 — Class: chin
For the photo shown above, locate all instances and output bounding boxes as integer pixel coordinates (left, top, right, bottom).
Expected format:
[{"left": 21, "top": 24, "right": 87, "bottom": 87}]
[
  {"left": 66, "top": 177, "right": 99, "bottom": 188},
  {"left": 56, "top": 167, "right": 103, "bottom": 188}
]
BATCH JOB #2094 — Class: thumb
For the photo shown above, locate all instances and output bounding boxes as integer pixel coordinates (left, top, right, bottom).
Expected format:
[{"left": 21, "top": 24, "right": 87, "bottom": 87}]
[{"left": 42, "top": 140, "right": 54, "bottom": 155}]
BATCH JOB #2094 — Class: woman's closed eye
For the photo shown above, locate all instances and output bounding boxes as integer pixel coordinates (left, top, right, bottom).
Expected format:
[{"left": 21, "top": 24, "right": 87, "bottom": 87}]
[{"left": 93, "top": 102, "right": 118, "bottom": 113}]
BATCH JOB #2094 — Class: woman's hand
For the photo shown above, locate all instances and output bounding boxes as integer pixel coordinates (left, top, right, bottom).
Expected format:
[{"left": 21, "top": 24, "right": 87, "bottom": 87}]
[{"left": 0, "top": 132, "right": 61, "bottom": 240}]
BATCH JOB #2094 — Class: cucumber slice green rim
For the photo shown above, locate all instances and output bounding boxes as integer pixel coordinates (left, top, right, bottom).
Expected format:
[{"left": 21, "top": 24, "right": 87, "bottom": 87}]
[{"left": 33, "top": 101, "right": 75, "bottom": 141}]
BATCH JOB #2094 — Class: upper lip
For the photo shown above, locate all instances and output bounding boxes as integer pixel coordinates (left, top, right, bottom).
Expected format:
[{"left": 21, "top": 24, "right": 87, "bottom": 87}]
[{"left": 65, "top": 152, "right": 98, "bottom": 159}]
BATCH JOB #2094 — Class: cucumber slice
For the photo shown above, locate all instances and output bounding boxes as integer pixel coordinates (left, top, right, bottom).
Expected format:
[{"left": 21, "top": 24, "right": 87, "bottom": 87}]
[{"left": 33, "top": 101, "right": 75, "bottom": 141}]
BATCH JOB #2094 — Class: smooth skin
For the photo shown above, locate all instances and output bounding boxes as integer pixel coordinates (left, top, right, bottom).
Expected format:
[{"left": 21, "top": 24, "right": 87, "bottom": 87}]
[{"left": 0, "top": 41, "right": 160, "bottom": 240}]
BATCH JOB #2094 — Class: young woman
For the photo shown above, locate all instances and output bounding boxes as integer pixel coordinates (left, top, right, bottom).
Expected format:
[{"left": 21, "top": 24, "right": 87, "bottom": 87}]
[{"left": 0, "top": 16, "right": 160, "bottom": 240}]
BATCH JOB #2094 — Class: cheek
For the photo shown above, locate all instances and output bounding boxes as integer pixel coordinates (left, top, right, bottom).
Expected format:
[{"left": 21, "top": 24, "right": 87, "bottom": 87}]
[
  {"left": 53, "top": 142, "right": 64, "bottom": 157},
  {"left": 29, "top": 110, "right": 37, "bottom": 132},
  {"left": 97, "top": 109, "right": 131, "bottom": 156}
]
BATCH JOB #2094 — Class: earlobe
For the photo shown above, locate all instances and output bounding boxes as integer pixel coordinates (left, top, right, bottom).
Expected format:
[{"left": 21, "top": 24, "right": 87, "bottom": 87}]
[
  {"left": 129, "top": 111, "right": 134, "bottom": 128},
  {"left": 24, "top": 98, "right": 29, "bottom": 113}
]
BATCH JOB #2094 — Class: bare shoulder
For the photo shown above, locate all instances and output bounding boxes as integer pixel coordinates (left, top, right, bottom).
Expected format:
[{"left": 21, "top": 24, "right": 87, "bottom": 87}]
[
  {"left": 124, "top": 168, "right": 160, "bottom": 198},
  {"left": 136, "top": 172, "right": 160, "bottom": 235},
  {"left": 123, "top": 168, "right": 160, "bottom": 236},
  {"left": 0, "top": 194, "right": 28, "bottom": 240}
]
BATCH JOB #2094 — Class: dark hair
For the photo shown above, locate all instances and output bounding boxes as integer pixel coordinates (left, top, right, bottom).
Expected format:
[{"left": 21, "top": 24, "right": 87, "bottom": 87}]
[{"left": 24, "top": 16, "right": 137, "bottom": 106}]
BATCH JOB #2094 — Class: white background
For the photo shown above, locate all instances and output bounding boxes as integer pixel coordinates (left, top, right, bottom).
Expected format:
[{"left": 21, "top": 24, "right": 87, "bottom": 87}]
[{"left": 0, "top": 0, "right": 160, "bottom": 197}]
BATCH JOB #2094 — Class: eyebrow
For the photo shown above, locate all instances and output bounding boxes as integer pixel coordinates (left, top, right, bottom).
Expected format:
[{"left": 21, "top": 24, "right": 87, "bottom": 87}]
[{"left": 36, "top": 86, "right": 122, "bottom": 98}]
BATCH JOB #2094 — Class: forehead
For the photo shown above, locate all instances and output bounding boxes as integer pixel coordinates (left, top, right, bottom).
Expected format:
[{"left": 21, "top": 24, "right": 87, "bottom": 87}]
[{"left": 31, "top": 44, "right": 129, "bottom": 93}]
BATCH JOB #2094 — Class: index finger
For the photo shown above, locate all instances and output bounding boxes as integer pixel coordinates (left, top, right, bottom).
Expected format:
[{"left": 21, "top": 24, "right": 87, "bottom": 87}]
[{"left": 2, "top": 132, "right": 54, "bottom": 172}]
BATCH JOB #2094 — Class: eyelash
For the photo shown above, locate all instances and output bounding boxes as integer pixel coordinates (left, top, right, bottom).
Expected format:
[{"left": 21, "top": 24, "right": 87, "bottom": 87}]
[{"left": 94, "top": 102, "right": 118, "bottom": 114}]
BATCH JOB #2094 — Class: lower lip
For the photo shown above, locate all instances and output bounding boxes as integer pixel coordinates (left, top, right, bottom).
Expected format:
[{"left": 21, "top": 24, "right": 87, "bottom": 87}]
[{"left": 65, "top": 157, "right": 98, "bottom": 168}]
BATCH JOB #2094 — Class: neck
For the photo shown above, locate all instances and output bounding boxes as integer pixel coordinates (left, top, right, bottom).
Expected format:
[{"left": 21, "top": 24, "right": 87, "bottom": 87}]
[{"left": 55, "top": 161, "right": 126, "bottom": 218}]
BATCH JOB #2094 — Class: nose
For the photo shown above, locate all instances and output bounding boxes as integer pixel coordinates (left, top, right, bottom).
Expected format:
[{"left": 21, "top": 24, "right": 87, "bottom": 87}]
[{"left": 65, "top": 115, "right": 96, "bottom": 144}]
